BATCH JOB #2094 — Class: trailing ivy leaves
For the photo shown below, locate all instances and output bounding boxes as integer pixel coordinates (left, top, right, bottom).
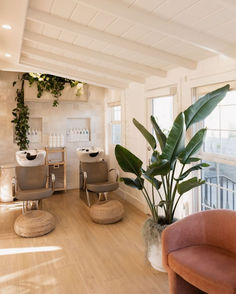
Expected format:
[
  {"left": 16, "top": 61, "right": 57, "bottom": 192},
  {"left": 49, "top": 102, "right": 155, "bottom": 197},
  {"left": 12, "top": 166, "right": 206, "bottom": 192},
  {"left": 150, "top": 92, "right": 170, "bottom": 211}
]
[
  {"left": 120, "top": 177, "right": 144, "bottom": 190},
  {"left": 150, "top": 115, "right": 166, "bottom": 151},
  {"left": 115, "top": 144, "right": 142, "bottom": 176},
  {"left": 23, "top": 73, "right": 85, "bottom": 107},
  {"left": 11, "top": 78, "right": 30, "bottom": 150},
  {"left": 184, "top": 84, "right": 230, "bottom": 129},
  {"left": 176, "top": 163, "right": 209, "bottom": 181},
  {"left": 177, "top": 177, "right": 205, "bottom": 195},
  {"left": 133, "top": 118, "right": 156, "bottom": 150}
]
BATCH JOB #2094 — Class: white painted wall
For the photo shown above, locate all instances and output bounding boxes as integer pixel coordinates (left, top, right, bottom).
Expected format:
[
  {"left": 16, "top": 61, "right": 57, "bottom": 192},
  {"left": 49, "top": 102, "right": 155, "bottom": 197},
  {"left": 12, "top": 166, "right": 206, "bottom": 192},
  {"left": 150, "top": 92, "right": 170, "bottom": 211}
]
[{"left": 105, "top": 55, "right": 236, "bottom": 218}]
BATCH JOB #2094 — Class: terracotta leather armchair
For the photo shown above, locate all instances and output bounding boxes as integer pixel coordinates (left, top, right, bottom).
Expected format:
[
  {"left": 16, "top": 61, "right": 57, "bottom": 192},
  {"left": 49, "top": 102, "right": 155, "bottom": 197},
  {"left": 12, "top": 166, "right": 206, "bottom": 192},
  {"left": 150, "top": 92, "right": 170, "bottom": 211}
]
[{"left": 162, "top": 209, "right": 236, "bottom": 294}]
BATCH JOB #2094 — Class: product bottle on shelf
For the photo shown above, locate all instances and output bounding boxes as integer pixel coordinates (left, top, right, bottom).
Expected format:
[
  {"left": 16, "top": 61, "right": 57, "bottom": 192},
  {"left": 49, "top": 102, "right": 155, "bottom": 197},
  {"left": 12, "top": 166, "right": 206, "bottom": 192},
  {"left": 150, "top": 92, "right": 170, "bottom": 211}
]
[
  {"left": 49, "top": 134, "right": 53, "bottom": 147},
  {"left": 31, "top": 129, "right": 35, "bottom": 143},
  {"left": 56, "top": 133, "right": 60, "bottom": 147},
  {"left": 85, "top": 129, "right": 89, "bottom": 141},
  {"left": 38, "top": 129, "right": 41, "bottom": 143},
  {"left": 60, "top": 134, "right": 65, "bottom": 147},
  {"left": 52, "top": 133, "right": 56, "bottom": 147}
]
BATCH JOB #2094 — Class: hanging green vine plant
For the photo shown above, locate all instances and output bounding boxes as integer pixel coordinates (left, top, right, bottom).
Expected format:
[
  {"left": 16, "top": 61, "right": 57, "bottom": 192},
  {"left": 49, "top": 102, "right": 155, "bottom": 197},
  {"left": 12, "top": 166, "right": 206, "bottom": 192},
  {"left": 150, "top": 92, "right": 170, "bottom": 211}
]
[
  {"left": 23, "top": 73, "right": 85, "bottom": 107},
  {"left": 11, "top": 76, "right": 30, "bottom": 150},
  {"left": 12, "top": 73, "right": 85, "bottom": 150}
]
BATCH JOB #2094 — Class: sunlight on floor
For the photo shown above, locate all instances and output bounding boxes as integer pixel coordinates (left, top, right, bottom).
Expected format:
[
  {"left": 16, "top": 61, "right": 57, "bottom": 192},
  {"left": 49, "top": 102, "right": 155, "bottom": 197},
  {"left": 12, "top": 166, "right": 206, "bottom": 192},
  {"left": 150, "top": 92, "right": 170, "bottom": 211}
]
[
  {"left": 0, "top": 202, "right": 22, "bottom": 212},
  {"left": 0, "top": 246, "right": 61, "bottom": 256},
  {"left": 0, "top": 257, "right": 63, "bottom": 284}
]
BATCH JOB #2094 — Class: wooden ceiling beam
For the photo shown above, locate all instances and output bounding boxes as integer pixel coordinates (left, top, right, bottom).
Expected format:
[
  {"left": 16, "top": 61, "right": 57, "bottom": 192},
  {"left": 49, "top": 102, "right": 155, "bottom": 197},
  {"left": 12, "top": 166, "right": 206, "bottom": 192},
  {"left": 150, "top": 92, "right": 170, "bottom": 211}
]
[
  {"left": 20, "top": 56, "right": 129, "bottom": 89},
  {"left": 77, "top": 0, "right": 236, "bottom": 59},
  {"left": 27, "top": 8, "right": 196, "bottom": 69},
  {"left": 24, "top": 30, "right": 166, "bottom": 77},
  {"left": 22, "top": 46, "right": 145, "bottom": 83}
]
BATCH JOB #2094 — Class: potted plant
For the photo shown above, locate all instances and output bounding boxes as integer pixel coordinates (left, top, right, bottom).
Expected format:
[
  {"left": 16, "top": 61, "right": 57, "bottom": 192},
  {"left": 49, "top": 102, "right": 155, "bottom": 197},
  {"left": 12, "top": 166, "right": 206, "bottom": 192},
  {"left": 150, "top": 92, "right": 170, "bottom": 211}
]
[{"left": 115, "top": 84, "right": 229, "bottom": 271}]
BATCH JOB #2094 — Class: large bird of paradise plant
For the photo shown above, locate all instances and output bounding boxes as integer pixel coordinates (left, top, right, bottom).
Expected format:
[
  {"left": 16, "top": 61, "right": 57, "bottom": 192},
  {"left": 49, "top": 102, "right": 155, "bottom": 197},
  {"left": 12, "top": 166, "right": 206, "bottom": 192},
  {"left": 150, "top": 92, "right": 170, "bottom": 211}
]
[{"left": 115, "top": 85, "right": 230, "bottom": 224}]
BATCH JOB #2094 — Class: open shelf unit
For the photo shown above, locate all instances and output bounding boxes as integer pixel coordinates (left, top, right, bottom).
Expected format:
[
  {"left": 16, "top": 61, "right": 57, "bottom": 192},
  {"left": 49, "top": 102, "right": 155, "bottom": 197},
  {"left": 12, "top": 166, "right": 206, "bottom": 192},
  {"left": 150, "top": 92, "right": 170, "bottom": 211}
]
[{"left": 45, "top": 147, "right": 67, "bottom": 192}]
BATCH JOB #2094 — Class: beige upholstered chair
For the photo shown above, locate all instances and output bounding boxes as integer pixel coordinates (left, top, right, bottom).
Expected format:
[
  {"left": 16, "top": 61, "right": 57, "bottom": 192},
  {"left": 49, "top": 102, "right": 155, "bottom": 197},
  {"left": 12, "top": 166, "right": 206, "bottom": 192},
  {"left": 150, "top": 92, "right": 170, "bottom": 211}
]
[
  {"left": 13, "top": 165, "right": 56, "bottom": 238},
  {"left": 14, "top": 165, "right": 55, "bottom": 213},
  {"left": 81, "top": 161, "right": 119, "bottom": 207}
]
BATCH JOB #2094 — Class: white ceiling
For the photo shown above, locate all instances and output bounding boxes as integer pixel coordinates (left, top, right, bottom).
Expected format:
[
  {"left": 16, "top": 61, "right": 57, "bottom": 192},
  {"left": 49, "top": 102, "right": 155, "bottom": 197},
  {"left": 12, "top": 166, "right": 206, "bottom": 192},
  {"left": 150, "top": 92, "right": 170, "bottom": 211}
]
[{"left": 1, "top": 0, "right": 236, "bottom": 88}]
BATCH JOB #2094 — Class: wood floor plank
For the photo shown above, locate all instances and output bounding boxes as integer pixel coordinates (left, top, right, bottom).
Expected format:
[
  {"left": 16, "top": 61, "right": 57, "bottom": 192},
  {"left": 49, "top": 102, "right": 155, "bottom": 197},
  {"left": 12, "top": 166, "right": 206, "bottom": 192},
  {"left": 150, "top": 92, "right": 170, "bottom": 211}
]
[{"left": 0, "top": 190, "right": 169, "bottom": 294}]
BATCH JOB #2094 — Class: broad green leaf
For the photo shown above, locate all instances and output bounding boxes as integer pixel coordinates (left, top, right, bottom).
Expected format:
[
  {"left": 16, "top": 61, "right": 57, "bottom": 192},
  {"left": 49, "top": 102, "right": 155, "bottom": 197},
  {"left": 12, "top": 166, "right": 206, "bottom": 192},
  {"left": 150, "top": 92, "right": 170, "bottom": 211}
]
[
  {"left": 161, "top": 112, "right": 186, "bottom": 167},
  {"left": 177, "top": 177, "right": 205, "bottom": 195},
  {"left": 142, "top": 170, "right": 162, "bottom": 191},
  {"left": 150, "top": 115, "right": 166, "bottom": 151},
  {"left": 151, "top": 150, "right": 159, "bottom": 163},
  {"left": 176, "top": 163, "right": 209, "bottom": 181},
  {"left": 121, "top": 177, "right": 144, "bottom": 190},
  {"left": 185, "top": 157, "right": 201, "bottom": 164},
  {"left": 178, "top": 128, "right": 207, "bottom": 164},
  {"left": 115, "top": 144, "right": 143, "bottom": 177},
  {"left": 145, "top": 159, "right": 170, "bottom": 177},
  {"left": 133, "top": 118, "right": 156, "bottom": 150},
  {"left": 184, "top": 84, "right": 230, "bottom": 129}
]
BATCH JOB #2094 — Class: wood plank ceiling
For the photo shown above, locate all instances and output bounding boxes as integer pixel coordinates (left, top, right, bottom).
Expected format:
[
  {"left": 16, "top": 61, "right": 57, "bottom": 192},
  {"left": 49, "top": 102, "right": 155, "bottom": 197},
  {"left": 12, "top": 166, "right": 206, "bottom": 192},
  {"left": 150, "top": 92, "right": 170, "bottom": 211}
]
[{"left": 19, "top": 0, "right": 236, "bottom": 88}]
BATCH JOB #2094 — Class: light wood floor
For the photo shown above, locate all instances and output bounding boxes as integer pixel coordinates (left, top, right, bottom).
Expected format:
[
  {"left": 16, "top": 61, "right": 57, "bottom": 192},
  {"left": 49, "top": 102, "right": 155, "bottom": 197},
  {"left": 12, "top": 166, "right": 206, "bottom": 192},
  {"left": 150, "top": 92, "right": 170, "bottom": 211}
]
[{"left": 0, "top": 190, "right": 169, "bottom": 294}]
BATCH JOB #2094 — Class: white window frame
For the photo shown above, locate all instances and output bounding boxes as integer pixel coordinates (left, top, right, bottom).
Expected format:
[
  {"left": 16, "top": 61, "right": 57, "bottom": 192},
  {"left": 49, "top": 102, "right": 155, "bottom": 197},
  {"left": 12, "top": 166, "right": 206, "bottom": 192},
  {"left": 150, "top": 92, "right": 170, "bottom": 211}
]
[
  {"left": 110, "top": 103, "right": 121, "bottom": 146},
  {"left": 192, "top": 81, "right": 236, "bottom": 211}
]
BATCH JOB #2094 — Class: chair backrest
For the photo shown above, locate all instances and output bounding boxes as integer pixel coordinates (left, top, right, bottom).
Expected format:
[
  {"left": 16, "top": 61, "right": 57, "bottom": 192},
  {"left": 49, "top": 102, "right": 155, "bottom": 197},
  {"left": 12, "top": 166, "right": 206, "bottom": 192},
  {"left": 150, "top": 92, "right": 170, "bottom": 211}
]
[
  {"left": 202, "top": 209, "right": 236, "bottom": 254},
  {"left": 16, "top": 165, "right": 47, "bottom": 190},
  {"left": 81, "top": 161, "right": 108, "bottom": 184}
]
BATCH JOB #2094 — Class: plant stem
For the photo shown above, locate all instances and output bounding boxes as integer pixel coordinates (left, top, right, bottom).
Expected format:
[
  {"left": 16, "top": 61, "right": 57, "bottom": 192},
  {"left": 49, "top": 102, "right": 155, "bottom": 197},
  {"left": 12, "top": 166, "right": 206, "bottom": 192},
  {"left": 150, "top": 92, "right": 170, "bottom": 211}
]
[
  {"left": 168, "top": 163, "right": 186, "bottom": 223},
  {"left": 143, "top": 185, "right": 158, "bottom": 222}
]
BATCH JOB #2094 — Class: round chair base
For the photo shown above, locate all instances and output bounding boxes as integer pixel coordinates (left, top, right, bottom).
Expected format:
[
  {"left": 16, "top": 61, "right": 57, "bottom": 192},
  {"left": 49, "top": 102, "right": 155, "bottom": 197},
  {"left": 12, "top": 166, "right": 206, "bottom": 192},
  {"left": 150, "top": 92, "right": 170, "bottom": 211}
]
[
  {"left": 14, "top": 210, "right": 56, "bottom": 238},
  {"left": 90, "top": 200, "right": 124, "bottom": 224}
]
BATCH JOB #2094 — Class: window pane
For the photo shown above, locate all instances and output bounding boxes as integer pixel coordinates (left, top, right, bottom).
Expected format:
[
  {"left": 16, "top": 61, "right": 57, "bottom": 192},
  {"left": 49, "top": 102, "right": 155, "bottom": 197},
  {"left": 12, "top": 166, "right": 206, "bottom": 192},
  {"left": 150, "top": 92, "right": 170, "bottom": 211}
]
[
  {"left": 203, "top": 90, "right": 236, "bottom": 157},
  {"left": 204, "top": 106, "right": 219, "bottom": 129},
  {"left": 220, "top": 130, "right": 236, "bottom": 156},
  {"left": 204, "top": 130, "right": 220, "bottom": 153},
  {"left": 112, "top": 106, "right": 121, "bottom": 121},
  {"left": 112, "top": 124, "right": 121, "bottom": 145},
  {"left": 204, "top": 130, "right": 236, "bottom": 156},
  {"left": 201, "top": 161, "right": 236, "bottom": 210},
  {"left": 152, "top": 96, "right": 173, "bottom": 134}
]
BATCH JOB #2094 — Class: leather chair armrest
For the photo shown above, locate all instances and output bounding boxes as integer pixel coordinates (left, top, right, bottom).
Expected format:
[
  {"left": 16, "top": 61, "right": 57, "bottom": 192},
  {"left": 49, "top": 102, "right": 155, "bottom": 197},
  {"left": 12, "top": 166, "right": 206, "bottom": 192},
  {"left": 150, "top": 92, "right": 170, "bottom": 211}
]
[
  {"left": 162, "top": 212, "right": 206, "bottom": 270},
  {"left": 109, "top": 168, "right": 119, "bottom": 182},
  {"left": 51, "top": 173, "right": 56, "bottom": 191},
  {"left": 83, "top": 171, "right": 87, "bottom": 190},
  {"left": 12, "top": 176, "right": 16, "bottom": 197}
]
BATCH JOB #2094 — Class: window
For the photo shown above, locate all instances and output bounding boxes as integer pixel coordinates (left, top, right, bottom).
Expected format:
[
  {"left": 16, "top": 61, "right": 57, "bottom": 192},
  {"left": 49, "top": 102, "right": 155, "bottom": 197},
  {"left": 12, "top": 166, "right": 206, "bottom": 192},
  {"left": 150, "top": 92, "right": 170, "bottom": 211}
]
[
  {"left": 194, "top": 82, "right": 236, "bottom": 211},
  {"left": 203, "top": 90, "right": 236, "bottom": 156},
  {"left": 152, "top": 96, "right": 173, "bottom": 135},
  {"left": 201, "top": 161, "right": 236, "bottom": 210},
  {"left": 111, "top": 105, "right": 121, "bottom": 145}
]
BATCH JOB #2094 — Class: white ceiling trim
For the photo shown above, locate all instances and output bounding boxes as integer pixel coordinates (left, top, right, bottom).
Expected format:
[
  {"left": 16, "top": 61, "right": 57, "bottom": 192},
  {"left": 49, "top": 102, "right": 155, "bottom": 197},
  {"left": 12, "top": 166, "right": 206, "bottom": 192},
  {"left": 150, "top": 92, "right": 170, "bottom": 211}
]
[
  {"left": 217, "top": 0, "right": 236, "bottom": 11},
  {"left": 22, "top": 46, "right": 144, "bottom": 83},
  {"left": 16, "top": 0, "right": 29, "bottom": 63},
  {"left": 24, "top": 31, "right": 166, "bottom": 77},
  {"left": 77, "top": 0, "right": 236, "bottom": 59},
  {"left": 27, "top": 8, "right": 196, "bottom": 69},
  {"left": 20, "top": 56, "right": 129, "bottom": 89}
]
